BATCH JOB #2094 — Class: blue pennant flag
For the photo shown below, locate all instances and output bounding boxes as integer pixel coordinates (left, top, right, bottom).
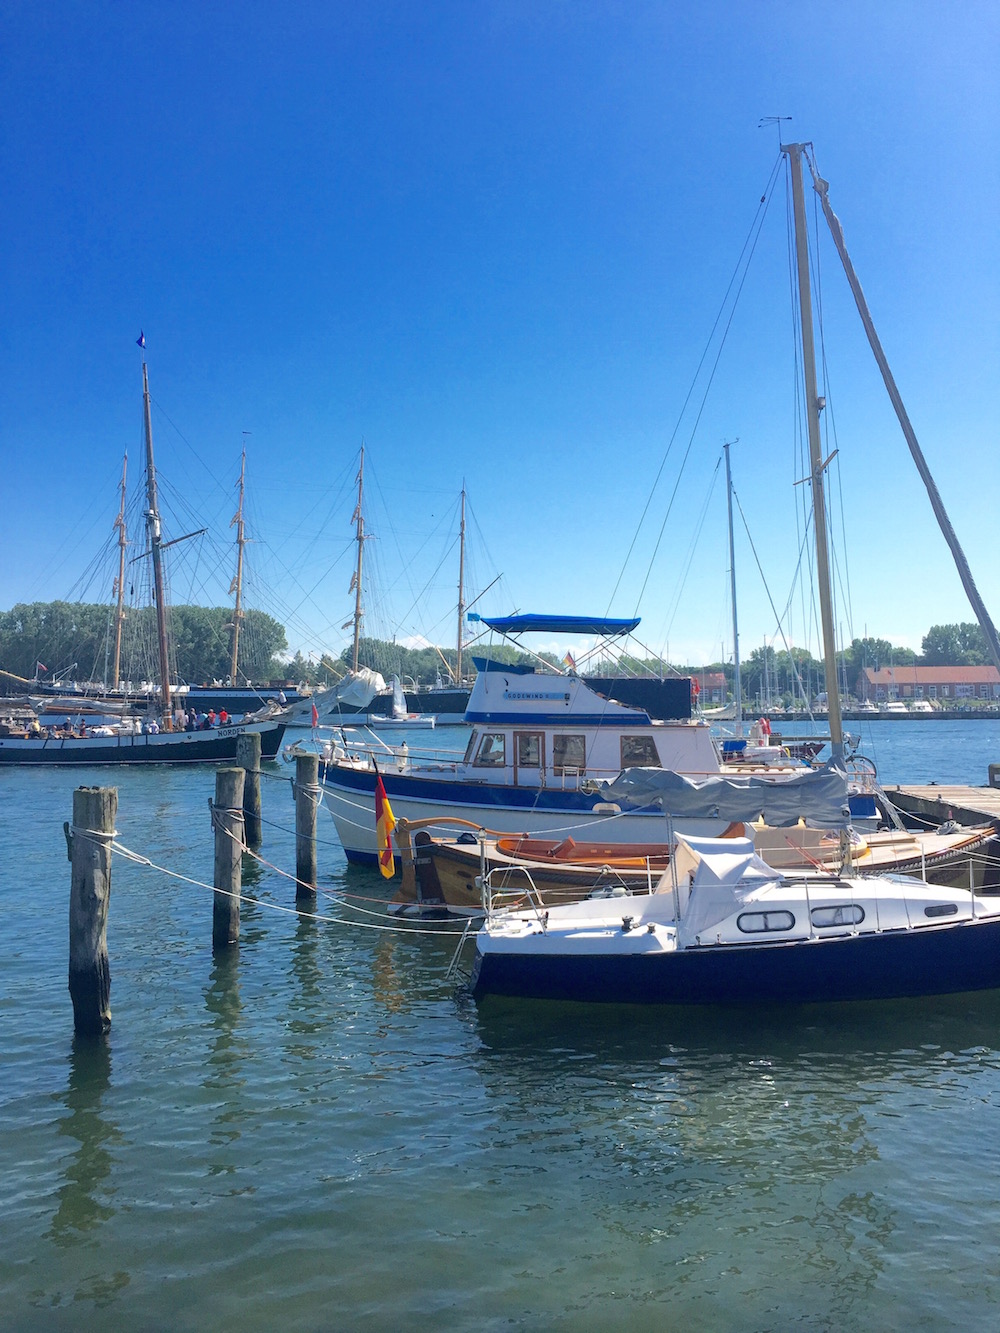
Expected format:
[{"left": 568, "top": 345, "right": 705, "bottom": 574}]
[{"left": 136, "top": 331, "right": 145, "bottom": 349}]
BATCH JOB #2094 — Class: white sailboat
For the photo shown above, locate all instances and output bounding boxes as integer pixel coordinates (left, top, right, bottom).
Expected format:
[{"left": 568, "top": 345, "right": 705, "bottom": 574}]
[{"left": 469, "top": 143, "right": 1000, "bottom": 1006}]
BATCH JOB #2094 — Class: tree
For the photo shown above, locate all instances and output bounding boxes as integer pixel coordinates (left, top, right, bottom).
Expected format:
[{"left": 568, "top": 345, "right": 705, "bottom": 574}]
[{"left": 921, "top": 623, "right": 989, "bottom": 666}]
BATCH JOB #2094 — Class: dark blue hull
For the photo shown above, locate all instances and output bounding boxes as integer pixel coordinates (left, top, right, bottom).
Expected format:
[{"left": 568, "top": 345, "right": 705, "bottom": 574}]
[
  {"left": 471, "top": 916, "right": 1000, "bottom": 1006},
  {"left": 0, "top": 722, "right": 286, "bottom": 766}
]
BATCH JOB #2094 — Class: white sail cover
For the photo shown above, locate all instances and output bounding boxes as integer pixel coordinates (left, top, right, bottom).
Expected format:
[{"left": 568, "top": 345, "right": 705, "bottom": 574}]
[
  {"left": 333, "top": 667, "right": 385, "bottom": 710},
  {"left": 601, "top": 763, "right": 851, "bottom": 830},
  {"left": 670, "top": 834, "right": 782, "bottom": 947}
]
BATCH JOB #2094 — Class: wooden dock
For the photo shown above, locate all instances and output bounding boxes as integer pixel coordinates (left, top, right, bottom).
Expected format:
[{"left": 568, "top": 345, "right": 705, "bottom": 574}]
[{"left": 886, "top": 784, "right": 1000, "bottom": 828}]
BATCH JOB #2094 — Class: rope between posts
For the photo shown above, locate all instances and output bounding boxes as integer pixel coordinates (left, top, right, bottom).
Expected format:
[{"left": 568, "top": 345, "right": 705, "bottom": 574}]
[{"left": 105, "top": 835, "right": 466, "bottom": 936}]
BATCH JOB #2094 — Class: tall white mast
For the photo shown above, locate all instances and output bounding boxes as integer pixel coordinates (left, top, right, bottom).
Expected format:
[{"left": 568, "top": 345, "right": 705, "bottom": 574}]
[
  {"left": 723, "top": 440, "right": 742, "bottom": 724},
  {"left": 783, "top": 141, "right": 844, "bottom": 764},
  {"left": 229, "top": 447, "right": 247, "bottom": 685},
  {"left": 111, "top": 452, "right": 128, "bottom": 690},
  {"left": 456, "top": 483, "right": 467, "bottom": 686}
]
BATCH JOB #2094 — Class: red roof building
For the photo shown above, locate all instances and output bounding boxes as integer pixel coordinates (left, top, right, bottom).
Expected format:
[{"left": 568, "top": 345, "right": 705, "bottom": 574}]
[{"left": 859, "top": 665, "right": 1000, "bottom": 702}]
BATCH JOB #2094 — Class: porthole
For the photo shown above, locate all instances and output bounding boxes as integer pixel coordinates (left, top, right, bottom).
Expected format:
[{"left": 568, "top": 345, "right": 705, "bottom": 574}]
[
  {"left": 811, "top": 904, "right": 865, "bottom": 928},
  {"left": 736, "top": 910, "right": 796, "bottom": 934},
  {"left": 924, "top": 903, "right": 958, "bottom": 919}
]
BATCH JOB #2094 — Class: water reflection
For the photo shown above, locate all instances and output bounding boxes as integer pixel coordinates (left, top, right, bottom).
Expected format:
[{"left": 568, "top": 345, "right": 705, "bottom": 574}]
[
  {"left": 203, "top": 951, "right": 247, "bottom": 1152},
  {"left": 465, "top": 990, "right": 1000, "bottom": 1323},
  {"left": 48, "top": 1036, "right": 120, "bottom": 1244}
]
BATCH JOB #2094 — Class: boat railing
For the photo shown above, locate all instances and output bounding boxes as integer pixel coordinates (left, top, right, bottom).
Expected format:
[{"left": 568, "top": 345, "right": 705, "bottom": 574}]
[{"left": 481, "top": 863, "right": 550, "bottom": 928}]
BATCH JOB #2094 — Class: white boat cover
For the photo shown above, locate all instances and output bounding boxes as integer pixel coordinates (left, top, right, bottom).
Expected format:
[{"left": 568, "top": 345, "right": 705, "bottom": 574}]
[
  {"left": 332, "top": 667, "right": 386, "bottom": 710},
  {"left": 601, "top": 763, "right": 850, "bottom": 829},
  {"left": 669, "top": 834, "right": 783, "bottom": 947}
]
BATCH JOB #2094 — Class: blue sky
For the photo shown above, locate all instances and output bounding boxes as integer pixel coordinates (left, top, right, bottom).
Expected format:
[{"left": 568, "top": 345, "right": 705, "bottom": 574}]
[{"left": 1, "top": 1, "right": 997, "bottom": 671}]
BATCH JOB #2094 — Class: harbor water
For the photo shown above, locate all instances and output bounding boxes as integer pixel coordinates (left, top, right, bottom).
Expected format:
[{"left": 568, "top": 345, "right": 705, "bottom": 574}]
[{"left": 3, "top": 720, "right": 1000, "bottom": 1330}]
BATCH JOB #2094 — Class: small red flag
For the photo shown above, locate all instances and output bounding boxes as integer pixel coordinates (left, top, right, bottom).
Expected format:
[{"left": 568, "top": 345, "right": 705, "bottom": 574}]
[{"left": 311, "top": 702, "right": 319, "bottom": 727}]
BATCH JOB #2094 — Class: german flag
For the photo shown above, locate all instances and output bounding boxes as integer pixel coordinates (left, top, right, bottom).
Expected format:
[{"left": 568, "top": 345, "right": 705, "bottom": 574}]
[{"left": 374, "top": 769, "right": 396, "bottom": 878}]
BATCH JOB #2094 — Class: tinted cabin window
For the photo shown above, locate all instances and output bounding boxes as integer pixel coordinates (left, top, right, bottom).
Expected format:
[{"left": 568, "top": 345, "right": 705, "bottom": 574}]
[
  {"left": 517, "top": 734, "right": 541, "bottom": 767},
  {"left": 463, "top": 730, "right": 479, "bottom": 764},
  {"left": 811, "top": 904, "right": 865, "bottom": 928},
  {"left": 621, "top": 735, "right": 660, "bottom": 767},
  {"left": 553, "top": 734, "right": 585, "bottom": 775},
  {"left": 924, "top": 903, "right": 958, "bottom": 918},
  {"left": 737, "top": 910, "right": 796, "bottom": 934},
  {"left": 474, "top": 733, "right": 506, "bottom": 767}
]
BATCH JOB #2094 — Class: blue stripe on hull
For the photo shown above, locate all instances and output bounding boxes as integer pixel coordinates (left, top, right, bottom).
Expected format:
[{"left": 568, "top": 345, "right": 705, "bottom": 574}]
[
  {"left": 472, "top": 917, "right": 1000, "bottom": 1006},
  {"left": 325, "top": 766, "right": 661, "bottom": 814}
]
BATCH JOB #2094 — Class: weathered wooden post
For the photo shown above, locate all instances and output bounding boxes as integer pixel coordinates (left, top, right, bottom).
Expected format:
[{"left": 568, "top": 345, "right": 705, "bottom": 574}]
[
  {"left": 294, "top": 751, "right": 319, "bottom": 899},
  {"left": 67, "top": 786, "right": 117, "bottom": 1037},
  {"left": 236, "top": 730, "right": 262, "bottom": 849},
  {"left": 212, "top": 767, "right": 245, "bottom": 950}
]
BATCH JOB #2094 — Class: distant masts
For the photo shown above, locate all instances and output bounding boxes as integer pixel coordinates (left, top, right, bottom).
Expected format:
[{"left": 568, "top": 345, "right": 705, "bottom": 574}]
[{"left": 350, "top": 446, "right": 366, "bottom": 673}]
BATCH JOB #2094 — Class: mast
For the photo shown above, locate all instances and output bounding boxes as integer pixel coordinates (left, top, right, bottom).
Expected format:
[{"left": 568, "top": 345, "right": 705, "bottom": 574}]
[
  {"left": 783, "top": 141, "right": 844, "bottom": 763},
  {"left": 456, "top": 483, "right": 467, "bottom": 686},
  {"left": 723, "top": 441, "right": 742, "bottom": 724},
  {"left": 350, "top": 446, "right": 365, "bottom": 673},
  {"left": 141, "top": 360, "right": 173, "bottom": 724},
  {"left": 111, "top": 452, "right": 128, "bottom": 689},
  {"left": 803, "top": 148, "right": 1000, "bottom": 677},
  {"left": 229, "top": 447, "right": 247, "bottom": 685}
]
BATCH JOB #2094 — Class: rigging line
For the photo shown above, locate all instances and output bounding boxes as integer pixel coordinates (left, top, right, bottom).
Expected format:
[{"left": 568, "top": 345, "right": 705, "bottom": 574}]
[
  {"left": 733, "top": 486, "right": 814, "bottom": 707},
  {"left": 631, "top": 184, "right": 780, "bottom": 618},
  {"left": 605, "top": 152, "right": 785, "bottom": 616},
  {"left": 655, "top": 455, "right": 724, "bottom": 647}
]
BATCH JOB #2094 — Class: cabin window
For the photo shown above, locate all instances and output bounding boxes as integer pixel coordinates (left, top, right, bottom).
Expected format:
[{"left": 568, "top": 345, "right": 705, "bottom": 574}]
[
  {"left": 516, "top": 733, "right": 542, "bottom": 767},
  {"left": 553, "top": 734, "right": 586, "bottom": 775},
  {"left": 621, "top": 735, "right": 660, "bottom": 767},
  {"left": 924, "top": 903, "right": 958, "bottom": 918},
  {"left": 811, "top": 904, "right": 865, "bottom": 928},
  {"left": 463, "top": 730, "right": 479, "bottom": 764},
  {"left": 474, "top": 733, "right": 506, "bottom": 767},
  {"left": 737, "top": 910, "right": 796, "bottom": 934}
]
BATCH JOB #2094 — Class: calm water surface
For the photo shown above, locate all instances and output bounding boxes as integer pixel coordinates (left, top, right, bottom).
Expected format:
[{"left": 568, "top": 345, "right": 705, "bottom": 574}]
[{"left": 3, "top": 721, "right": 1000, "bottom": 1330}]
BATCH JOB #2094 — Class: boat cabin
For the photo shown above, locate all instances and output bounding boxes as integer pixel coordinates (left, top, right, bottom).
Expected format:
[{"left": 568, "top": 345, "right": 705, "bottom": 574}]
[{"left": 457, "top": 659, "right": 722, "bottom": 787}]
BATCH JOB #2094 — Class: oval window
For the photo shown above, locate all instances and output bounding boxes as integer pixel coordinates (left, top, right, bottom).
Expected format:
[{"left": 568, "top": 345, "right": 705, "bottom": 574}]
[
  {"left": 736, "top": 910, "right": 795, "bottom": 934},
  {"left": 811, "top": 904, "right": 865, "bottom": 928},
  {"left": 924, "top": 903, "right": 958, "bottom": 918}
]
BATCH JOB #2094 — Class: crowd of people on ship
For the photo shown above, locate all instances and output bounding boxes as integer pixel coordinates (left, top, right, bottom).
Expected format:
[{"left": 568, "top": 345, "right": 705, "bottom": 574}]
[{"left": 3, "top": 704, "right": 236, "bottom": 739}]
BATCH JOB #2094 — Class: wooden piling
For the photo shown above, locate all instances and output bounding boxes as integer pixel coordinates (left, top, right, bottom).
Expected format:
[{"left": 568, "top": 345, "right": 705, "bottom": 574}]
[
  {"left": 295, "top": 752, "right": 319, "bottom": 898},
  {"left": 212, "top": 767, "right": 245, "bottom": 950},
  {"left": 67, "top": 786, "right": 117, "bottom": 1037},
  {"left": 236, "top": 730, "right": 263, "bottom": 849}
]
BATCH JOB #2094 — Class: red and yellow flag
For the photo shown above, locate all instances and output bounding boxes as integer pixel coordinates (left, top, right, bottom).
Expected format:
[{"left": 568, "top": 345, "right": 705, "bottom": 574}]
[{"left": 374, "top": 771, "right": 396, "bottom": 878}]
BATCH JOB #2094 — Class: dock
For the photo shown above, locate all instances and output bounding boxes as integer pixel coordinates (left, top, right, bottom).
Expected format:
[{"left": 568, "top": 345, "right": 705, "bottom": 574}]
[{"left": 886, "top": 784, "right": 1000, "bottom": 829}]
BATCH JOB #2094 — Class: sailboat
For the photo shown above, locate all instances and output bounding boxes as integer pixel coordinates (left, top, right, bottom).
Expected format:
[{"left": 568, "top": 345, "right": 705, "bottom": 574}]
[
  {"left": 468, "top": 143, "right": 1000, "bottom": 1005},
  {"left": 0, "top": 352, "right": 286, "bottom": 765}
]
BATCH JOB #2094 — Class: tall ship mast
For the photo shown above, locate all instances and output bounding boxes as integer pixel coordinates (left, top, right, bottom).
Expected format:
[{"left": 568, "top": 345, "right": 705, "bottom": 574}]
[
  {"left": 111, "top": 452, "right": 128, "bottom": 690},
  {"left": 229, "top": 447, "right": 247, "bottom": 686},
  {"left": 141, "top": 359, "right": 174, "bottom": 726},
  {"left": 455, "top": 482, "right": 466, "bottom": 686}
]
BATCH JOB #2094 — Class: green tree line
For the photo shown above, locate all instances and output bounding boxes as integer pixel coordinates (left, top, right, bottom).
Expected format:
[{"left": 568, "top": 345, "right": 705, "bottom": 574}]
[{"left": 0, "top": 601, "right": 287, "bottom": 688}]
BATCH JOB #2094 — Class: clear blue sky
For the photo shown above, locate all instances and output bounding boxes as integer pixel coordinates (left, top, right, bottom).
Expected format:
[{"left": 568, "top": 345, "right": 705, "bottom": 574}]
[{"left": 1, "top": 1, "right": 997, "bottom": 671}]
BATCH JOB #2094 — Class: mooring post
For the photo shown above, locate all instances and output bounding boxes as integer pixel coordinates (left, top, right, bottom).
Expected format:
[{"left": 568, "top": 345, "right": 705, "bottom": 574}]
[
  {"left": 212, "top": 767, "right": 245, "bottom": 950},
  {"left": 295, "top": 752, "right": 319, "bottom": 898},
  {"left": 236, "top": 730, "right": 263, "bottom": 849},
  {"left": 67, "top": 785, "right": 118, "bottom": 1037}
]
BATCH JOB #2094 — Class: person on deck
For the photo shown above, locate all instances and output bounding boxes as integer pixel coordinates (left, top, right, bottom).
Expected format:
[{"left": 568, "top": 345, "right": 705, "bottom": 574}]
[
  {"left": 219, "top": 708, "right": 229, "bottom": 725},
  {"left": 207, "top": 709, "right": 217, "bottom": 728}
]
